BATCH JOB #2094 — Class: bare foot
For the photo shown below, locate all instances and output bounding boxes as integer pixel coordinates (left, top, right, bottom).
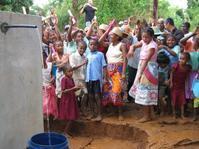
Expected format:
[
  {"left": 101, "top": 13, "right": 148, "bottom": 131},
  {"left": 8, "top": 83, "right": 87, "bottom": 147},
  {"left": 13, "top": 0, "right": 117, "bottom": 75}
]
[
  {"left": 91, "top": 115, "right": 102, "bottom": 122},
  {"left": 138, "top": 117, "right": 152, "bottom": 123},
  {"left": 86, "top": 115, "right": 95, "bottom": 120},
  {"left": 192, "top": 117, "right": 197, "bottom": 122},
  {"left": 118, "top": 115, "right": 124, "bottom": 121},
  {"left": 178, "top": 116, "right": 190, "bottom": 124},
  {"left": 173, "top": 115, "right": 177, "bottom": 120}
]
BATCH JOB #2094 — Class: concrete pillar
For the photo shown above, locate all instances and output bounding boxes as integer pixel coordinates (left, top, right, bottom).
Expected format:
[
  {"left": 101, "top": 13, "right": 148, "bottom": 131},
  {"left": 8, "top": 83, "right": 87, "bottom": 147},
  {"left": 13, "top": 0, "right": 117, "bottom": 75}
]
[{"left": 0, "top": 12, "right": 43, "bottom": 149}]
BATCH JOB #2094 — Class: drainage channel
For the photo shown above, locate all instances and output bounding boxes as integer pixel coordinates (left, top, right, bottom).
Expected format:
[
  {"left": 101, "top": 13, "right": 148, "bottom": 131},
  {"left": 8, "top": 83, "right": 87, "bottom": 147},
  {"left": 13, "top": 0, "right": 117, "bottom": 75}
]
[{"left": 44, "top": 120, "right": 149, "bottom": 149}]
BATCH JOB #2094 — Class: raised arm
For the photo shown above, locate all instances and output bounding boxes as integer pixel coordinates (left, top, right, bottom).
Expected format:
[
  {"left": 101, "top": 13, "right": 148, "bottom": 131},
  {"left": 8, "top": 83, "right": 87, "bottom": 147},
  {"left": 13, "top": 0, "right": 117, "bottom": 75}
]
[
  {"left": 162, "top": 45, "right": 177, "bottom": 57},
  {"left": 126, "top": 41, "right": 142, "bottom": 58},
  {"left": 80, "top": 3, "right": 87, "bottom": 14},
  {"left": 86, "top": 21, "right": 97, "bottom": 38},
  {"left": 98, "top": 20, "right": 116, "bottom": 43},
  {"left": 67, "top": 17, "right": 74, "bottom": 42}
]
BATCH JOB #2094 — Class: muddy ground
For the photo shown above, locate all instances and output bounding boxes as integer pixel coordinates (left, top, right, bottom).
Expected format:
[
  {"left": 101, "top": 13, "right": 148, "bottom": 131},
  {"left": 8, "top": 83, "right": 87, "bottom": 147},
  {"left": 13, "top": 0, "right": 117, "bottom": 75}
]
[{"left": 45, "top": 104, "right": 199, "bottom": 149}]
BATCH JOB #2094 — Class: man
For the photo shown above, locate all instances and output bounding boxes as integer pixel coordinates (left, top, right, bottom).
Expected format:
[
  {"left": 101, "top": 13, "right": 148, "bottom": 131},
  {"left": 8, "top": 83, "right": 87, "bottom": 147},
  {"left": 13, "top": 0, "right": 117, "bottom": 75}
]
[
  {"left": 80, "top": 0, "right": 97, "bottom": 27},
  {"left": 181, "top": 22, "right": 191, "bottom": 36},
  {"left": 157, "top": 18, "right": 165, "bottom": 33},
  {"left": 164, "top": 17, "right": 184, "bottom": 43}
]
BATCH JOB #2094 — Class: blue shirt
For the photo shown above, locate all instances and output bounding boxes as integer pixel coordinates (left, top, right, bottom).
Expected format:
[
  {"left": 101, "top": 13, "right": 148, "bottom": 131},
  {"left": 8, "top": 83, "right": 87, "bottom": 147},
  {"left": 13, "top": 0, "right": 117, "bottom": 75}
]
[
  {"left": 189, "top": 52, "right": 199, "bottom": 71},
  {"left": 158, "top": 45, "right": 180, "bottom": 66},
  {"left": 86, "top": 51, "right": 107, "bottom": 82},
  {"left": 158, "top": 65, "right": 170, "bottom": 85}
]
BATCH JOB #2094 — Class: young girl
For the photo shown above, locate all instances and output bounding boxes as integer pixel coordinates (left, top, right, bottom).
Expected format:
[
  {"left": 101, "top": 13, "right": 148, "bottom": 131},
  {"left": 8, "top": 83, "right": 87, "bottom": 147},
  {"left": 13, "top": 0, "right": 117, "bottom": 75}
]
[
  {"left": 47, "top": 41, "right": 69, "bottom": 99},
  {"left": 128, "top": 27, "right": 158, "bottom": 123},
  {"left": 188, "top": 36, "right": 199, "bottom": 121},
  {"left": 59, "top": 65, "right": 81, "bottom": 135},
  {"left": 42, "top": 52, "right": 58, "bottom": 119},
  {"left": 66, "top": 17, "right": 85, "bottom": 55},
  {"left": 170, "top": 52, "right": 191, "bottom": 120},
  {"left": 159, "top": 35, "right": 181, "bottom": 66}
]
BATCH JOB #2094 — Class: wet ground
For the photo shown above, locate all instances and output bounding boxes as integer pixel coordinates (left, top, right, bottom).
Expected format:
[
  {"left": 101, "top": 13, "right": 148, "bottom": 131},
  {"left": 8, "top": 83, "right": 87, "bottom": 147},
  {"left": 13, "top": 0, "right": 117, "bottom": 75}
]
[{"left": 45, "top": 104, "right": 199, "bottom": 149}]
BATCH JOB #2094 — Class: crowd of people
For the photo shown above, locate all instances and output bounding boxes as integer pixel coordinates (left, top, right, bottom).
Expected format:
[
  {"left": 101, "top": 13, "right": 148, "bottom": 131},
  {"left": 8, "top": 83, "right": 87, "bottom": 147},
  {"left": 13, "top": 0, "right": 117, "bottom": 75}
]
[{"left": 41, "top": 4, "right": 199, "bottom": 135}]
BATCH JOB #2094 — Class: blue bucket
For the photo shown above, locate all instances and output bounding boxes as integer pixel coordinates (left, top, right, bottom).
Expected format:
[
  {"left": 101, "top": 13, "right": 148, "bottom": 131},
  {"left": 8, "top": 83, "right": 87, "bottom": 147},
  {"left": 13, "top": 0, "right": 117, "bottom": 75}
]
[{"left": 27, "top": 132, "right": 68, "bottom": 149}]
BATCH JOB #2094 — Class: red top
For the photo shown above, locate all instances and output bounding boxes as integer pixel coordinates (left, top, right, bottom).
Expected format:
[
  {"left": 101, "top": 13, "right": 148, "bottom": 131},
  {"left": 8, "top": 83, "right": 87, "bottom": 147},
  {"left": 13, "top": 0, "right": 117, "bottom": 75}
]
[
  {"left": 59, "top": 76, "right": 79, "bottom": 120},
  {"left": 172, "top": 63, "right": 191, "bottom": 91}
]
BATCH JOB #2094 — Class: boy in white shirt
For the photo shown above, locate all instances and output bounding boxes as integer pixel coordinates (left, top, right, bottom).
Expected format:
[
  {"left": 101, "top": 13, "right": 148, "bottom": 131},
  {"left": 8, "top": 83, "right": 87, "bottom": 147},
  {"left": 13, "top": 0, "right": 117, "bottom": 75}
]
[{"left": 69, "top": 40, "right": 88, "bottom": 114}]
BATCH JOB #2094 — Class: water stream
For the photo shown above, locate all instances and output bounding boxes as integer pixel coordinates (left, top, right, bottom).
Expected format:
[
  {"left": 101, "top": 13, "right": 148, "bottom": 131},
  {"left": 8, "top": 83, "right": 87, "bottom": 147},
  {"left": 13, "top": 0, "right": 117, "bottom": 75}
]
[{"left": 35, "top": 28, "right": 52, "bottom": 147}]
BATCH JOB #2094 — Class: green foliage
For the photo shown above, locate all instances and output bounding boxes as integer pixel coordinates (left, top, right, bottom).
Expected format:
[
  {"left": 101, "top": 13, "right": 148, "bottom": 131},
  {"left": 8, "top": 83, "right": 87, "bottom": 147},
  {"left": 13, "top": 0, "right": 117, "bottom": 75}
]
[
  {"left": 56, "top": 0, "right": 72, "bottom": 30},
  {"left": 0, "top": 0, "right": 12, "bottom": 5},
  {"left": 2, "top": 0, "right": 198, "bottom": 32},
  {"left": 186, "top": 0, "right": 199, "bottom": 30},
  {"left": 0, "top": 0, "right": 33, "bottom": 13}
]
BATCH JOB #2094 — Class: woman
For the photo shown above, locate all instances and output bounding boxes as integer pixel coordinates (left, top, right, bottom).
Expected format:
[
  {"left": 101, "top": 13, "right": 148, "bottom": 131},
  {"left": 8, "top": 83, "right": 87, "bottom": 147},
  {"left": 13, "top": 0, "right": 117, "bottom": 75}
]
[
  {"left": 103, "top": 27, "right": 127, "bottom": 120},
  {"left": 128, "top": 27, "right": 158, "bottom": 123}
]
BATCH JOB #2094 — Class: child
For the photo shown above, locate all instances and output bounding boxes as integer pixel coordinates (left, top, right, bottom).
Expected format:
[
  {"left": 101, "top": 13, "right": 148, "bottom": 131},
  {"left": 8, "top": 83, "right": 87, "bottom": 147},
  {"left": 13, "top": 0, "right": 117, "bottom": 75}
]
[
  {"left": 47, "top": 41, "right": 69, "bottom": 99},
  {"left": 59, "top": 65, "right": 81, "bottom": 135},
  {"left": 159, "top": 35, "right": 181, "bottom": 66},
  {"left": 69, "top": 40, "right": 88, "bottom": 115},
  {"left": 128, "top": 27, "right": 158, "bottom": 123},
  {"left": 192, "top": 72, "right": 199, "bottom": 121},
  {"left": 42, "top": 52, "right": 58, "bottom": 119},
  {"left": 157, "top": 52, "right": 170, "bottom": 115},
  {"left": 170, "top": 52, "right": 191, "bottom": 120},
  {"left": 86, "top": 38, "right": 107, "bottom": 121}
]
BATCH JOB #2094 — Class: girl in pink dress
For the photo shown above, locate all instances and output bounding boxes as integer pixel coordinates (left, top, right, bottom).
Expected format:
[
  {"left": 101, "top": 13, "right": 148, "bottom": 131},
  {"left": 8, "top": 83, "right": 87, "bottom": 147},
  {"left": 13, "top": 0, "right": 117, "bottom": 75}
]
[
  {"left": 170, "top": 52, "right": 191, "bottom": 119},
  {"left": 128, "top": 27, "right": 158, "bottom": 123},
  {"left": 59, "top": 65, "right": 81, "bottom": 134},
  {"left": 42, "top": 52, "right": 58, "bottom": 119}
]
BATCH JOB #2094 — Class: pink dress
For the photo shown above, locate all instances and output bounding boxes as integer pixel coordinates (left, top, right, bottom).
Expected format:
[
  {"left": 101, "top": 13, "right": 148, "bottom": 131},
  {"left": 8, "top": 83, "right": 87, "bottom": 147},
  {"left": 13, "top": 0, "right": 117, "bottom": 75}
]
[
  {"left": 129, "top": 40, "right": 158, "bottom": 106},
  {"left": 42, "top": 63, "right": 58, "bottom": 118},
  {"left": 58, "top": 76, "right": 79, "bottom": 120}
]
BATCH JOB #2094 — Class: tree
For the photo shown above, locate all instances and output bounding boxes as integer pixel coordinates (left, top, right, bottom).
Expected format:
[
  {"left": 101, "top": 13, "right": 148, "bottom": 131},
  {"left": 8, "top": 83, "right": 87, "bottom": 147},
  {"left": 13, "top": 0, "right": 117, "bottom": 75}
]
[
  {"left": 0, "top": 0, "right": 33, "bottom": 13},
  {"left": 186, "top": 0, "right": 199, "bottom": 29}
]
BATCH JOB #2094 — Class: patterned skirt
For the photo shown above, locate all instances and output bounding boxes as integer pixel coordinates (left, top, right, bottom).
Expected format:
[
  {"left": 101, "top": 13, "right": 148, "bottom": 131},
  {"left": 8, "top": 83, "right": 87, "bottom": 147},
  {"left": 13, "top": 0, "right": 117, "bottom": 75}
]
[
  {"left": 102, "top": 63, "right": 124, "bottom": 107},
  {"left": 129, "top": 61, "right": 158, "bottom": 106}
]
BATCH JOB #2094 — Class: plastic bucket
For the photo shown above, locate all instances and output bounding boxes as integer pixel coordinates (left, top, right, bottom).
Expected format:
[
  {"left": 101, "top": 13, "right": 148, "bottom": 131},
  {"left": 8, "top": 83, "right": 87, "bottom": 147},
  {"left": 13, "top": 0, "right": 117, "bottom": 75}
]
[{"left": 27, "top": 132, "right": 68, "bottom": 149}]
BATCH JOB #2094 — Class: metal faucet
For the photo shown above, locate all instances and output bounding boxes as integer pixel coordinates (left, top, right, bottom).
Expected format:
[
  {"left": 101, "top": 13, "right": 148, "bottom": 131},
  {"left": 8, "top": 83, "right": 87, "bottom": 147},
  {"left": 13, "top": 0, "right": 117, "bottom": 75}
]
[{"left": 0, "top": 22, "right": 37, "bottom": 34}]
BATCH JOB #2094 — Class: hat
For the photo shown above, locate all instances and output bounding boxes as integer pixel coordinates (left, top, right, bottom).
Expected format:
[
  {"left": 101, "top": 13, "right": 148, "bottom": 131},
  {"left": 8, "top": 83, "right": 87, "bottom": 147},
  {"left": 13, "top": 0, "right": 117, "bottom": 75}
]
[
  {"left": 121, "top": 25, "right": 132, "bottom": 37},
  {"left": 71, "top": 28, "right": 84, "bottom": 37},
  {"left": 157, "top": 35, "right": 165, "bottom": 40},
  {"left": 158, "top": 18, "right": 164, "bottom": 23},
  {"left": 99, "top": 24, "right": 108, "bottom": 31},
  {"left": 110, "top": 27, "right": 123, "bottom": 37}
]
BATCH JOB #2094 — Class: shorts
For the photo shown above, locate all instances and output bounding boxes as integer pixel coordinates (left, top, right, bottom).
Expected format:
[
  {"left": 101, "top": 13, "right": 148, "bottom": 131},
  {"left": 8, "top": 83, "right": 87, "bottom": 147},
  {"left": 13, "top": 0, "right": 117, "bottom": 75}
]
[
  {"left": 86, "top": 80, "right": 101, "bottom": 94},
  {"left": 194, "top": 98, "right": 199, "bottom": 108},
  {"left": 158, "top": 85, "right": 167, "bottom": 98},
  {"left": 172, "top": 90, "right": 185, "bottom": 107}
]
